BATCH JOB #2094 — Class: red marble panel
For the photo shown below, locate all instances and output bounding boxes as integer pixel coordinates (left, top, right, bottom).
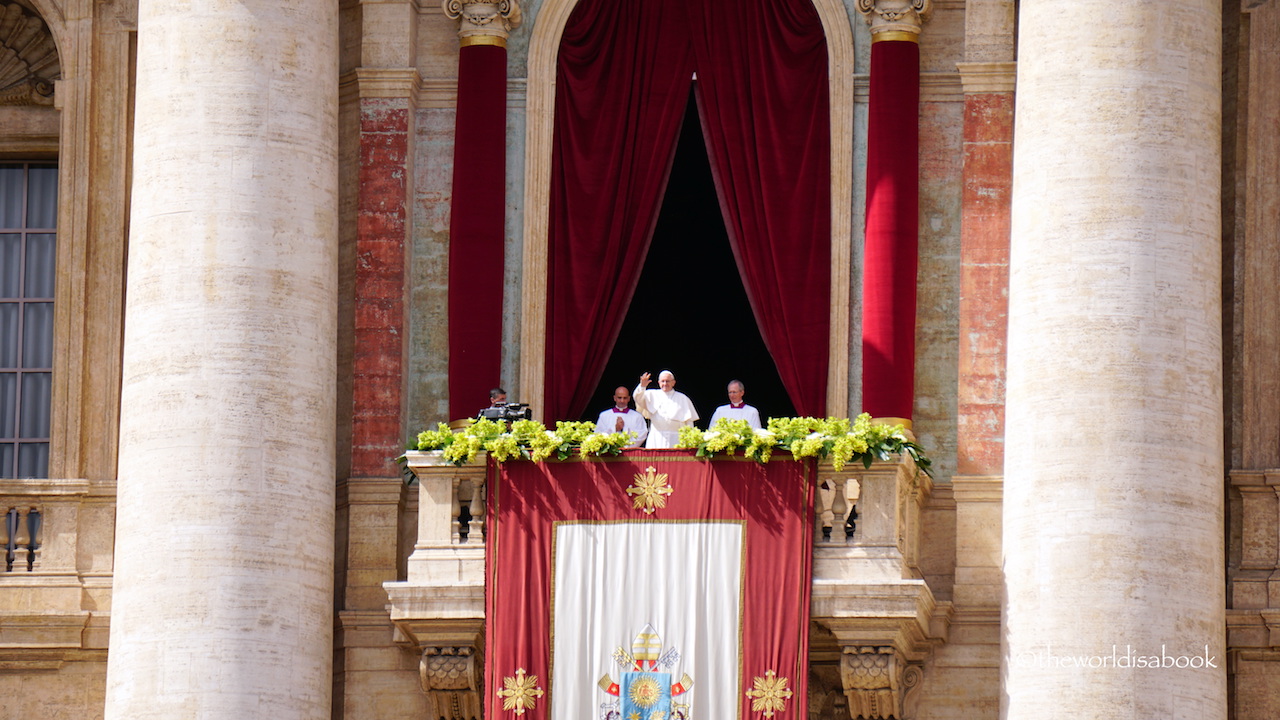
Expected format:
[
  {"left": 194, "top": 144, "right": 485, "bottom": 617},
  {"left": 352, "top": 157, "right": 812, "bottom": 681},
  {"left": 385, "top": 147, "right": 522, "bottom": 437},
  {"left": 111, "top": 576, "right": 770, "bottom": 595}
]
[
  {"left": 352, "top": 98, "right": 410, "bottom": 477},
  {"left": 957, "top": 91, "right": 1014, "bottom": 477}
]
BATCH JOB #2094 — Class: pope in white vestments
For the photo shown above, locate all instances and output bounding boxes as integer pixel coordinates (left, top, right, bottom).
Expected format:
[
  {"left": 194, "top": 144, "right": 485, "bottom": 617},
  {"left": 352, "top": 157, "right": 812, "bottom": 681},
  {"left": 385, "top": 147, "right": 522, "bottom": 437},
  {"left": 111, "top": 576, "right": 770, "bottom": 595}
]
[{"left": 633, "top": 370, "right": 699, "bottom": 448}]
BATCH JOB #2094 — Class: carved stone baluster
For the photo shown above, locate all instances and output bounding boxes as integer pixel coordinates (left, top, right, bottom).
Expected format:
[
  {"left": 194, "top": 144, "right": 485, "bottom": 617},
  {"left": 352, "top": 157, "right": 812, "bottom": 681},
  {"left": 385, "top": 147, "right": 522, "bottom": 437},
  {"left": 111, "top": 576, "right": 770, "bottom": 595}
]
[
  {"left": 23, "top": 507, "right": 40, "bottom": 571},
  {"left": 453, "top": 464, "right": 488, "bottom": 543},
  {"left": 818, "top": 477, "right": 838, "bottom": 540},
  {"left": 845, "top": 478, "right": 861, "bottom": 540},
  {"left": 13, "top": 507, "right": 29, "bottom": 570},
  {"left": 472, "top": 476, "right": 486, "bottom": 541},
  {"left": 3, "top": 507, "right": 17, "bottom": 571},
  {"left": 451, "top": 476, "right": 465, "bottom": 544}
]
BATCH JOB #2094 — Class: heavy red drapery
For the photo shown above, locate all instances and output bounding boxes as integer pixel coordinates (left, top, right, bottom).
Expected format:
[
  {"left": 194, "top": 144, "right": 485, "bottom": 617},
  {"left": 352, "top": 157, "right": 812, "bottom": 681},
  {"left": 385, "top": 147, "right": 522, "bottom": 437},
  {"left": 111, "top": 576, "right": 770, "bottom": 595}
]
[
  {"left": 544, "top": 0, "right": 830, "bottom": 420},
  {"left": 544, "top": 0, "right": 693, "bottom": 419},
  {"left": 861, "top": 39, "right": 920, "bottom": 421},
  {"left": 689, "top": 0, "right": 831, "bottom": 417},
  {"left": 448, "top": 44, "right": 508, "bottom": 420}
]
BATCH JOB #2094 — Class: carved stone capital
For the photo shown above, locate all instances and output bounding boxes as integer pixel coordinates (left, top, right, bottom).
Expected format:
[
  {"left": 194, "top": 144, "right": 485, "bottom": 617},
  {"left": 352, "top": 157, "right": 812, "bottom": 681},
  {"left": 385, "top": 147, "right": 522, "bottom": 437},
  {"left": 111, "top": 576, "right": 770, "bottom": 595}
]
[
  {"left": 420, "top": 646, "right": 483, "bottom": 720},
  {"left": 855, "top": 0, "right": 932, "bottom": 40},
  {"left": 441, "top": 0, "right": 523, "bottom": 47},
  {"left": 840, "top": 646, "right": 924, "bottom": 720}
]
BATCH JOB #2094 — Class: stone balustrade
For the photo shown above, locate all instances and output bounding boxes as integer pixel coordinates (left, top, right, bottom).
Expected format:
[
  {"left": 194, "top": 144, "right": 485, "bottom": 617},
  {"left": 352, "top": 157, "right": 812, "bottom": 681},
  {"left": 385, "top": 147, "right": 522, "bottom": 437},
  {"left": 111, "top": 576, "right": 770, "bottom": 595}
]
[{"left": 0, "top": 478, "right": 111, "bottom": 669}]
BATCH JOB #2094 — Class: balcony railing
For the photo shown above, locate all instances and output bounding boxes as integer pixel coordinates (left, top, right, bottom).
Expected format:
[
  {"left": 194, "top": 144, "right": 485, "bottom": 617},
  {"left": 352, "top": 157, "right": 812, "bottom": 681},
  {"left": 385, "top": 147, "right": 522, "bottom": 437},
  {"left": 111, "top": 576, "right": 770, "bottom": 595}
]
[{"left": 0, "top": 479, "right": 103, "bottom": 668}]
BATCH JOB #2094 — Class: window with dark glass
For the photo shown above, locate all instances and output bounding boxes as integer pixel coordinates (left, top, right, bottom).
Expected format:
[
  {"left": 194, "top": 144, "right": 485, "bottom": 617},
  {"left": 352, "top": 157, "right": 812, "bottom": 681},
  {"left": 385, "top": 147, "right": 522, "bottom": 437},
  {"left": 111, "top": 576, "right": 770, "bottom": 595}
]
[{"left": 0, "top": 163, "right": 56, "bottom": 479}]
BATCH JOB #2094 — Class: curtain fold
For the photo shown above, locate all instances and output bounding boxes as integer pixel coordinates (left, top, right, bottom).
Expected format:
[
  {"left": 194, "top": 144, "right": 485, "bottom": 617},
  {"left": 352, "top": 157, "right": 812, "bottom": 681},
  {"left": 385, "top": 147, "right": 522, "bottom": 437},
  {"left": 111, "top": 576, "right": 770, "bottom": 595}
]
[
  {"left": 545, "top": 0, "right": 694, "bottom": 420},
  {"left": 690, "top": 0, "right": 831, "bottom": 417},
  {"left": 545, "top": 0, "right": 830, "bottom": 419}
]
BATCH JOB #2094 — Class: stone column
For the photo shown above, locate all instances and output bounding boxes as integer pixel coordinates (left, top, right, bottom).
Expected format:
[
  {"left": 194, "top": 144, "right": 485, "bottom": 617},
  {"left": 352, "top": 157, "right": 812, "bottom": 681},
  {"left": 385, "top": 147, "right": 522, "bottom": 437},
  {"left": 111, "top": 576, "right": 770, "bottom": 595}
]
[
  {"left": 856, "top": 0, "right": 931, "bottom": 427},
  {"left": 442, "top": 0, "right": 521, "bottom": 420},
  {"left": 106, "top": 0, "right": 337, "bottom": 717},
  {"left": 1003, "top": 2, "right": 1224, "bottom": 719}
]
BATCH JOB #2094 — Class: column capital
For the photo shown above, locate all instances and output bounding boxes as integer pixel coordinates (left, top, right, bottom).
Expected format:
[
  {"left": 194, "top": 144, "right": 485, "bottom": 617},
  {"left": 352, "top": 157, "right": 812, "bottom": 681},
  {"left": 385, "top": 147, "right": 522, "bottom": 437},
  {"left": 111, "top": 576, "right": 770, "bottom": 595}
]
[
  {"left": 442, "top": 0, "right": 523, "bottom": 48},
  {"left": 856, "top": 0, "right": 932, "bottom": 42}
]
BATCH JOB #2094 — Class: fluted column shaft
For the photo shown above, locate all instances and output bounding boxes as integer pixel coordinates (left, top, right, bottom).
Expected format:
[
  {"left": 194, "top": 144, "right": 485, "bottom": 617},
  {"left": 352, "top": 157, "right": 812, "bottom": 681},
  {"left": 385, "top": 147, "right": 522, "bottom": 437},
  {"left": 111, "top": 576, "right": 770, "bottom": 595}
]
[
  {"left": 1003, "top": 3, "right": 1224, "bottom": 719},
  {"left": 107, "top": 0, "right": 338, "bottom": 718}
]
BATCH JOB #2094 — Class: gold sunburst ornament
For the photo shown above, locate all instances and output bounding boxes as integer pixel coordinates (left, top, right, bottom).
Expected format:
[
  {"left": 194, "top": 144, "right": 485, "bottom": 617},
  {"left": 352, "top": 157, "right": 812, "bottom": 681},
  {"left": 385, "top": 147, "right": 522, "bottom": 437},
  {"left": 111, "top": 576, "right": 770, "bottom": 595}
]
[
  {"left": 626, "top": 466, "right": 674, "bottom": 514},
  {"left": 498, "top": 667, "right": 544, "bottom": 715},
  {"left": 745, "top": 670, "right": 794, "bottom": 718},
  {"left": 628, "top": 675, "right": 663, "bottom": 707}
]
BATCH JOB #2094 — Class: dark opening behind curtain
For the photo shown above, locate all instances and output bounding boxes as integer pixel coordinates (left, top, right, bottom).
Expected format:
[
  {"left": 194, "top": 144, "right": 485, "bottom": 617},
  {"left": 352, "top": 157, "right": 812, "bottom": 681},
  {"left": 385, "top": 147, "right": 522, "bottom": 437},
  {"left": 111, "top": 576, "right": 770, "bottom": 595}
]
[
  {"left": 690, "top": 0, "right": 831, "bottom": 417},
  {"left": 545, "top": 0, "right": 831, "bottom": 420}
]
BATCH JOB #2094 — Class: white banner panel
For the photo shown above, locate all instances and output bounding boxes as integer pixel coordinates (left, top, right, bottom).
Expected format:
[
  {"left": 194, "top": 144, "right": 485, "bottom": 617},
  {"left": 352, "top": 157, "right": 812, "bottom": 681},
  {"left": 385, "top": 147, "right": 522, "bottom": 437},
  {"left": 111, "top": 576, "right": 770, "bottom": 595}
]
[{"left": 551, "top": 521, "right": 744, "bottom": 719}]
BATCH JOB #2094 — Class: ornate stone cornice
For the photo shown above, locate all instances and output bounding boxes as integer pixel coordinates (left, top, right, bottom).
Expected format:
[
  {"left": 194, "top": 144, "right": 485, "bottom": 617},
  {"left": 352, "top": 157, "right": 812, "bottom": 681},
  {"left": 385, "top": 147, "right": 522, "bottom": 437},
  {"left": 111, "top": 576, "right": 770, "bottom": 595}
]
[
  {"left": 855, "top": 0, "right": 932, "bottom": 42},
  {"left": 0, "top": 2, "right": 60, "bottom": 106},
  {"left": 956, "top": 61, "right": 1017, "bottom": 95},
  {"left": 350, "top": 67, "right": 422, "bottom": 103},
  {"left": 854, "top": 72, "right": 963, "bottom": 103},
  {"left": 441, "top": 0, "right": 522, "bottom": 48}
]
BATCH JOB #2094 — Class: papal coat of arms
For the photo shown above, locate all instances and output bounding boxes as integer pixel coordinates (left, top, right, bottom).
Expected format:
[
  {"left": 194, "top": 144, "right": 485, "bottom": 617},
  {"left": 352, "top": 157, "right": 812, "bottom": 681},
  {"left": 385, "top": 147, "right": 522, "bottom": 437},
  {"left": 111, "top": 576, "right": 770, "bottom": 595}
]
[{"left": 598, "top": 624, "right": 693, "bottom": 720}]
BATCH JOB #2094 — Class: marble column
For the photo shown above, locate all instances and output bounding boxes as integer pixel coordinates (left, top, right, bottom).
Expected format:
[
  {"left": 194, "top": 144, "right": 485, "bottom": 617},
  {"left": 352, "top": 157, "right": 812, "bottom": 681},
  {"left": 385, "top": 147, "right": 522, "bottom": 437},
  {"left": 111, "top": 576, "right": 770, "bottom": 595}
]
[
  {"left": 106, "top": 0, "right": 338, "bottom": 717},
  {"left": 1003, "top": 2, "right": 1224, "bottom": 719}
]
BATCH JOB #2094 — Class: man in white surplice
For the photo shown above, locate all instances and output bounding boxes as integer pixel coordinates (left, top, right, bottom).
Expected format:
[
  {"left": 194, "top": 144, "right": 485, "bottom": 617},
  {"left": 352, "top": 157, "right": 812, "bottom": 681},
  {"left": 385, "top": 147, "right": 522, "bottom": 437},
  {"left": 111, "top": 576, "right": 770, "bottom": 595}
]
[
  {"left": 594, "top": 386, "right": 648, "bottom": 447},
  {"left": 633, "top": 370, "right": 699, "bottom": 448},
  {"left": 708, "top": 379, "right": 762, "bottom": 429}
]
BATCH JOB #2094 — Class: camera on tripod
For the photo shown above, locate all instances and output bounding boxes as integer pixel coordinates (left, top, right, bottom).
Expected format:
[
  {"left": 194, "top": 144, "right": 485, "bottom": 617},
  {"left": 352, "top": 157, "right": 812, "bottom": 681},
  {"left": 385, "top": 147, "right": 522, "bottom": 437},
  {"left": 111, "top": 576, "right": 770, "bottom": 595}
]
[{"left": 477, "top": 402, "right": 532, "bottom": 422}]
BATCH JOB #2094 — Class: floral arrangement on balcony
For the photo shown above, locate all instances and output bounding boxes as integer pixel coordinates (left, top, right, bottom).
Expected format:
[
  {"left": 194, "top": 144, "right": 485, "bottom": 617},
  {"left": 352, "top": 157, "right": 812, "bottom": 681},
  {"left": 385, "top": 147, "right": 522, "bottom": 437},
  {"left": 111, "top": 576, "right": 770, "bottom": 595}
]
[
  {"left": 676, "top": 413, "right": 932, "bottom": 476},
  {"left": 411, "top": 413, "right": 931, "bottom": 477},
  {"left": 413, "top": 418, "right": 634, "bottom": 465}
]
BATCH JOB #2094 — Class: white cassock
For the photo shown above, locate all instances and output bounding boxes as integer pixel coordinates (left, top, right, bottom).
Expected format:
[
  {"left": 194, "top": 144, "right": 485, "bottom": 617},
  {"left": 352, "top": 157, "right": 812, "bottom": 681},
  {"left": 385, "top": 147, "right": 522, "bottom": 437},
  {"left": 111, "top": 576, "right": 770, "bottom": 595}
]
[
  {"left": 594, "top": 407, "right": 648, "bottom": 447},
  {"left": 708, "top": 403, "right": 762, "bottom": 429},
  {"left": 633, "top": 385, "right": 699, "bottom": 448}
]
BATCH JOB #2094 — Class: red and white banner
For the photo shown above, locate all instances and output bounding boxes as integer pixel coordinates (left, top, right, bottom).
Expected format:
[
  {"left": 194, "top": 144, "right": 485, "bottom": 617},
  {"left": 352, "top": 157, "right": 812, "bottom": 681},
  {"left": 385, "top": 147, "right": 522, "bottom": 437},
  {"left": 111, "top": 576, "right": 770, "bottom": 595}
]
[{"left": 485, "top": 450, "right": 815, "bottom": 719}]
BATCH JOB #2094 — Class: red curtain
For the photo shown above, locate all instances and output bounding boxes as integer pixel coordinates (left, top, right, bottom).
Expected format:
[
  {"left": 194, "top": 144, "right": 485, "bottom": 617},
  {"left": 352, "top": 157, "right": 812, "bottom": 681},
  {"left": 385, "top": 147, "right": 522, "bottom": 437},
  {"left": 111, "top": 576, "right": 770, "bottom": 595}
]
[
  {"left": 545, "top": 0, "right": 830, "bottom": 420},
  {"left": 544, "top": 0, "right": 693, "bottom": 419},
  {"left": 860, "top": 40, "right": 919, "bottom": 421},
  {"left": 689, "top": 0, "right": 831, "bottom": 417},
  {"left": 448, "top": 45, "right": 508, "bottom": 420}
]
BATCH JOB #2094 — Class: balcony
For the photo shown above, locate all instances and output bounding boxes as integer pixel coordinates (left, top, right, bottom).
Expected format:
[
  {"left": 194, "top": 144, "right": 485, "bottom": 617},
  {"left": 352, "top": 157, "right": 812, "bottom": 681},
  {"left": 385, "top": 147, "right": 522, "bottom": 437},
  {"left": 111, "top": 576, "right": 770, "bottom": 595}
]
[
  {"left": 0, "top": 478, "right": 111, "bottom": 670},
  {"left": 385, "top": 450, "right": 948, "bottom": 718}
]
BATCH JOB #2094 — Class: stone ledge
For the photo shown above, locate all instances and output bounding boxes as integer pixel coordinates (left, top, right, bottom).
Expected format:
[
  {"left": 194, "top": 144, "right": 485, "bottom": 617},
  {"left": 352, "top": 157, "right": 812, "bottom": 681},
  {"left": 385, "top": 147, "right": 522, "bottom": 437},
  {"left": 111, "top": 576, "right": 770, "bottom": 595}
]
[
  {"left": 0, "top": 478, "right": 91, "bottom": 496},
  {"left": 0, "top": 610, "right": 91, "bottom": 650}
]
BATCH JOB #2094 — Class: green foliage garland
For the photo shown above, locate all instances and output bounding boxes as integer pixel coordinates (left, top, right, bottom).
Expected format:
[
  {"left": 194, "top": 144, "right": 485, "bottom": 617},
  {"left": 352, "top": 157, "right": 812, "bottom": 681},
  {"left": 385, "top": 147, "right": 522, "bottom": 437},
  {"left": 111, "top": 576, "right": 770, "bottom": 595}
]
[
  {"left": 677, "top": 413, "right": 932, "bottom": 476},
  {"left": 411, "top": 413, "right": 932, "bottom": 477}
]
